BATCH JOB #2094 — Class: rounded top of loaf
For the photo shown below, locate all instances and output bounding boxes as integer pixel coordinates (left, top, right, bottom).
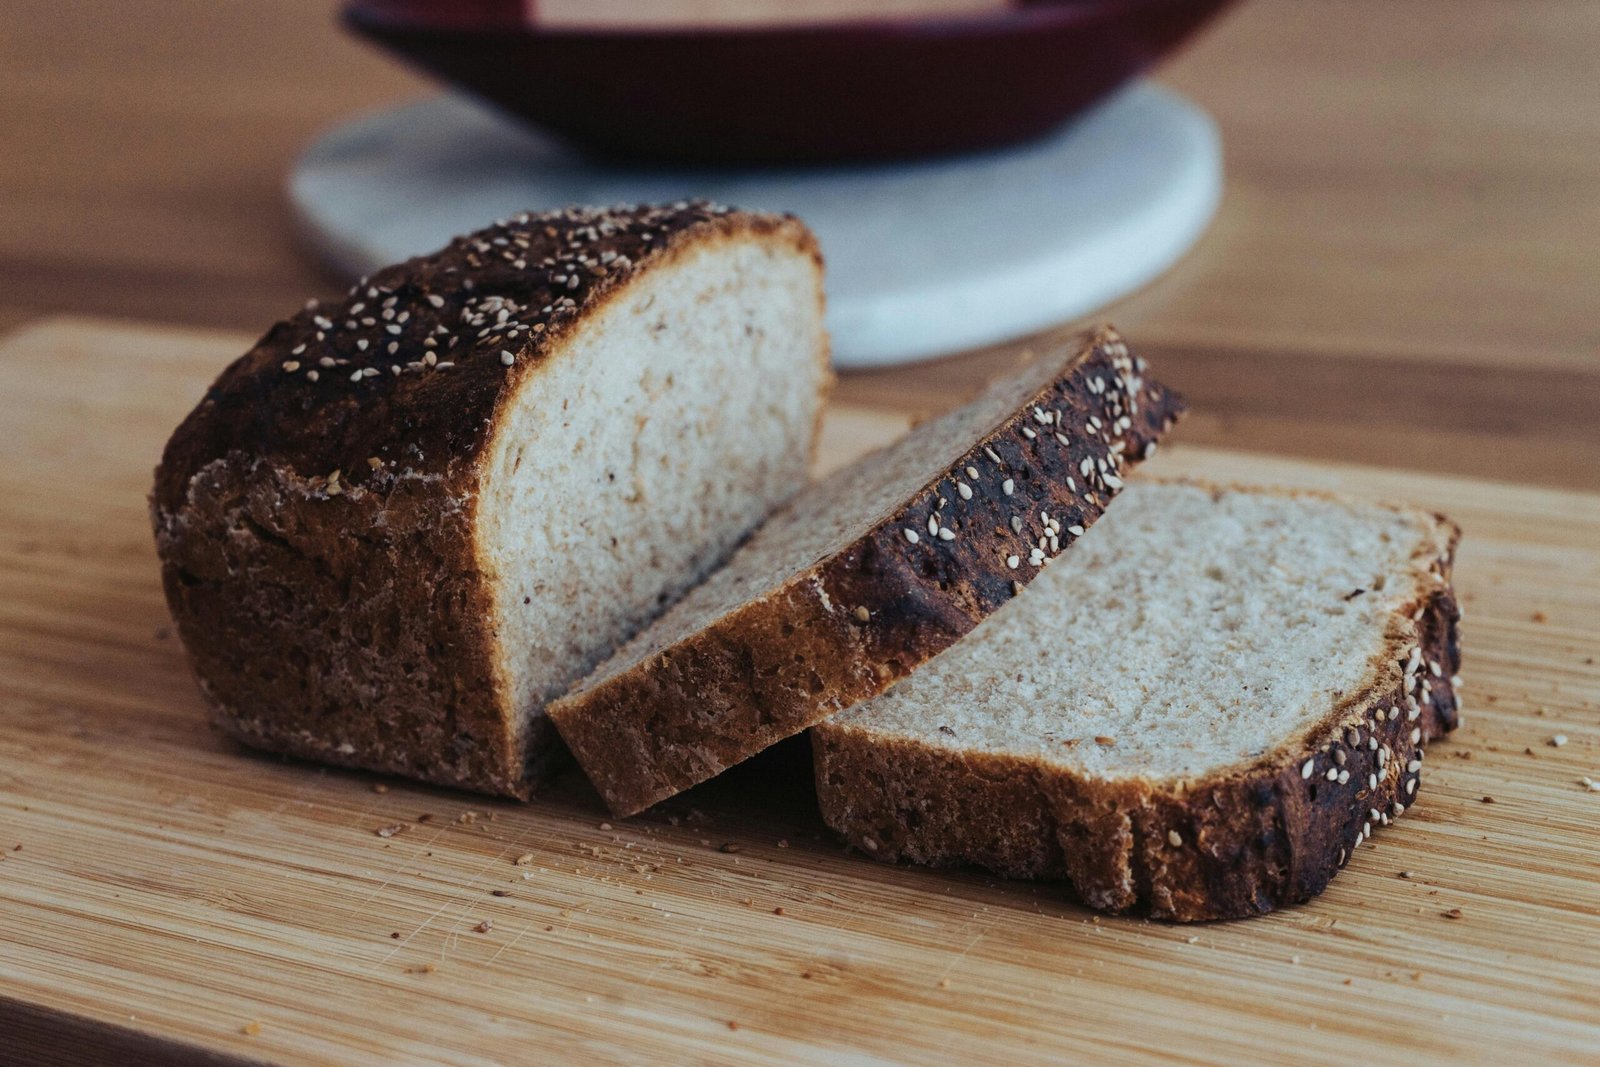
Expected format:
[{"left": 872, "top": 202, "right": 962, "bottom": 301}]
[{"left": 153, "top": 201, "right": 820, "bottom": 514}]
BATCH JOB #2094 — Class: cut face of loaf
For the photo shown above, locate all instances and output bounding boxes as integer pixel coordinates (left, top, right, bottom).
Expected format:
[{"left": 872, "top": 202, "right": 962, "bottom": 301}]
[
  {"left": 152, "top": 203, "right": 830, "bottom": 797},
  {"left": 549, "top": 328, "right": 1184, "bottom": 815},
  {"left": 812, "top": 482, "right": 1463, "bottom": 921}
]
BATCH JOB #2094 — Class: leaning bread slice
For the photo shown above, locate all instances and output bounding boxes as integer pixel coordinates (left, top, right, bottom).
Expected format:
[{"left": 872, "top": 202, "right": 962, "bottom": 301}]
[
  {"left": 812, "top": 481, "right": 1462, "bottom": 921},
  {"left": 549, "top": 327, "right": 1184, "bottom": 815},
  {"left": 152, "top": 202, "right": 830, "bottom": 798}
]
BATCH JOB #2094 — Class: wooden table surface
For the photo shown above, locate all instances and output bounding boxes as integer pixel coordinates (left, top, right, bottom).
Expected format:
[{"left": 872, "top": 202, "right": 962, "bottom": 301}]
[
  {"left": 4, "top": 0, "right": 1598, "bottom": 489},
  {"left": 2, "top": 321, "right": 1598, "bottom": 1067}
]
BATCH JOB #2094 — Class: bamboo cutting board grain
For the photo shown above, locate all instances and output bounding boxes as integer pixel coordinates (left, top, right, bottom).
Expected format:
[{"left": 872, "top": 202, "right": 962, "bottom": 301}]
[{"left": 0, "top": 320, "right": 1597, "bottom": 1066}]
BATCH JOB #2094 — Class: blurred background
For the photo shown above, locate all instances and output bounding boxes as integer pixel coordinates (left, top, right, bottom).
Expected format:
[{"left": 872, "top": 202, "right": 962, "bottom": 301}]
[{"left": 4, "top": 0, "right": 1596, "bottom": 487}]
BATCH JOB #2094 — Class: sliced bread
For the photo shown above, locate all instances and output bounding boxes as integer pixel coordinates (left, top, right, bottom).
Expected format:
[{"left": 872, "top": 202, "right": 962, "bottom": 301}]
[
  {"left": 549, "top": 328, "right": 1184, "bottom": 815},
  {"left": 812, "top": 481, "right": 1462, "bottom": 921},
  {"left": 152, "top": 202, "right": 830, "bottom": 797}
]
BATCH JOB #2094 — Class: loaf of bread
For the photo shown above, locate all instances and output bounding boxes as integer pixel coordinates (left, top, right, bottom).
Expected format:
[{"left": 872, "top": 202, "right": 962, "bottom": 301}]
[
  {"left": 152, "top": 202, "right": 830, "bottom": 797},
  {"left": 811, "top": 482, "right": 1462, "bottom": 921},
  {"left": 549, "top": 328, "right": 1183, "bottom": 815}
]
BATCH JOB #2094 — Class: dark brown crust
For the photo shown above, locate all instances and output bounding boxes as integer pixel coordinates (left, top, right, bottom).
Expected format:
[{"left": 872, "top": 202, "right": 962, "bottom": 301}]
[
  {"left": 549, "top": 328, "right": 1185, "bottom": 815},
  {"left": 150, "top": 203, "right": 825, "bottom": 798},
  {"left": 812, "top": 498, "right": 1463, "bottom": 922}
]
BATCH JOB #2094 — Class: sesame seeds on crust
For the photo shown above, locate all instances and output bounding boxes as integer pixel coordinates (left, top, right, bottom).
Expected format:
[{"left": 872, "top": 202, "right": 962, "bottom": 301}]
[
  {"left": 152, "top": 202, "right": 812, "bottom": 513},
  {"left": 891, "top": 331, "right": 1176, "bottom": 579}
]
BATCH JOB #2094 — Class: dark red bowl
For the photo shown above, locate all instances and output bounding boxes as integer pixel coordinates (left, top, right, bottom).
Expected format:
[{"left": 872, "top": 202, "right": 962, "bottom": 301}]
[{"left": 344, "top": 0, "right": 1234, "bottom": 165}]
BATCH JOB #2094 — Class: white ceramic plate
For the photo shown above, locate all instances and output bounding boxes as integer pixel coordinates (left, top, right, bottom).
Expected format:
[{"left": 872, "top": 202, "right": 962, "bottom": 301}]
[{"left": 290, "top": 82, "right": 1220, "bottom": 368}]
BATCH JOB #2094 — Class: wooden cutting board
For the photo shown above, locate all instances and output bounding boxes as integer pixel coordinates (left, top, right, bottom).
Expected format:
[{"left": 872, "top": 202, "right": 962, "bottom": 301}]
[{"left": 1, "top": 320, "right": 1596, "bottom": 1066}]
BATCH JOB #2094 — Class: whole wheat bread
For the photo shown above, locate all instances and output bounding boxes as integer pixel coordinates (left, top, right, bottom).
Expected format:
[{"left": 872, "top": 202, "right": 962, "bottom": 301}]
[
  {"left": 549, "top": 328, "right": 1184, "bottom": 815},
  {"left": 812, "top": 481, "right": 1462, "bottom": 921},
  {"left": 152, "top": 202, "right": 830, "bottom": 797}
]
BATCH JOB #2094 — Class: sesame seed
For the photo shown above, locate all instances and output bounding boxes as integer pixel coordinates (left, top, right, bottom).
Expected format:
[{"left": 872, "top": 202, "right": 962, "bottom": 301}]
[
  {"left": 853, "top": 606, "right": 870, "bottom": 623},
  {"left": 1301, "top": 759, "right": 1315, "bottom": 779},
  {"left": 501, "top": 350, "right": 516, "bottom": 366},
  {"left": 281, "top": 361, "right": 300, "bottom": 373},
  {"left": 427, "top": 293, "right": 446, "bottom": 308},
  {"left": 1410, "top": 727, "right": 1422, "bottom": 744},
  {"left": 1022, "top": 427, "right": 1036, "bottom": 440},
  {"left": 937, "top": 528, "right": 955, "bottom": 541},
  {"left": 1166, "top": 830, "right": 1182, "bottom": 848},
  {"left": 1406, "top": 778, "right": 1418, "bottom": 795},
  {"left": 1010, "top": 515, "right": 1024, "bottom": 534},
  {"left": 984, "top": 447, "right": 1001, "bottom": 464},
  {"left": 1326, "top": 767, "right": 1339, "bottom": 781},
  {"left": 1407, "top": 759, "right": 1422, "bottom": 773},
  {"left": 957, "top": 482, "right": 973, "bottom": 501},
  {"left": 928, "top": 515, "right": 940, "bottom": 536},
  {"left": 1337, "top": 769, "right": 1350, "bottom": 785},
  {"left": 1368, "top": 773, "right": 1379, "bottom": 790},
  {"left": 1006, "top": 555, "right": 1020, "bottom": 569},
  {"left": 349, "top": 370, "right": 364, "bottom": 382},
  {"left": 1002, "top": 479, "right": 1015, "bottom": 496},
  {"left": 904, "top": 529, "right": 920, "bottom": 544},
  {"left": 306, "top": 370, "right": 319, "bottom": 381},
  {"left": 965, "top": 466, "right": 979, "bottom": 480},
  {"left": 1551, "top": 734, "right": 1569, "bottom": 748}
]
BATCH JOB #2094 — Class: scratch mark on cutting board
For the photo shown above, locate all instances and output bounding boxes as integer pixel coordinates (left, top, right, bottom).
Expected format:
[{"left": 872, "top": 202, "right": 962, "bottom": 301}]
[
  {"left": 368, "top": 822, "right": 559, "bottom": 974},
  {"left": 933, "top": 915, "right": 997, "bottom": 986}
]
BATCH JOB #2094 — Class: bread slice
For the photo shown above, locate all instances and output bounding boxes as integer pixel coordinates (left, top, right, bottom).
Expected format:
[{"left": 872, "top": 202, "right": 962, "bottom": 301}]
[
  {"left": 812, "top": 481, "right": 1462, "bottom": 921},
  {"left": 152, "top": 202, "right": 830, "bottom": 798},
  {"left": 549, "top": 328, "right": 1184, "bottom": 815}
]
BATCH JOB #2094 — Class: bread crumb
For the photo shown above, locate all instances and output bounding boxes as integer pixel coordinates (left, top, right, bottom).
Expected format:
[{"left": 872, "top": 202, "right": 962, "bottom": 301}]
[
  {"left": 599, "top": 822, "right": 612, "bottom": 831},
  {"left": 241, "top": 1021, "right": 262, "bottom": 1037},
  {"left": 372, "top": 783, "right": 389, "bottom": 794},
  {"left": 514, "top": 853, "right": 535, "bottom": 866},
  {"left": 1531, "top": 611, "right": 1547, "bottom": 623},
  {"left": 491, "top": 889, "right": 512, "bottom": 897},
  {"left": 1342, "top": 978, "right": 1353, "bottom": 986},
  {"left": 727, "top": 1021, "right": 740, "bottom": 1031},
  {"left": 406, "top": 963, "right": 436, "bottom": 974},
  {"left": 374, "top": 823, "right": 407, "bottom": 838},
  {"left": 473, "top": 919, "right": 493, "bottom": 933},
  {"left": 390, "top": 931, "right": 401, "bottom": 939},
  {"left": 773, "top": 906, "right": 786, "bottom": 916},
  {"left": 937, "top": 977, "right": 951, "bottom": 989},
  {"left": 1185, "top": 936, "right": 1199, "bottom": 945},
  {"left": 1397, "top": 871, "right": 1416, "bottom": 879},
  {"left": 1480, "top": 796, "right": 1495, "bottom": 804},
  {"left": 1094, "top": 735, "right": 1116, "bottom": 746},
  {"left": 719, "top": 842, "right": 742, "bottom": 854},
  {"left": 1579, "top": 776, "right": 1598, "bottom": 792},
  {"left": 1441, "top": 908, "right": 1464, "bottom": 920},
  {"left": 776, "top": 838, "right": 790, "bottom": 849},
  {"left": 1550, "top": 734, "right": 1569, "bottom": 748}
]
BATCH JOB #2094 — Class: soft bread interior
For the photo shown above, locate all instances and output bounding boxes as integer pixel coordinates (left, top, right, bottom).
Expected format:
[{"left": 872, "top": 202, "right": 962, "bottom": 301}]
[
  {"left": 821, "top": 482, "right": 1452, "bottom": 781},
  {"left": 570, "top": 348, "right": 1080, "bottom": 694},
  {"left": 478, "top": 235, "right": 826, "bottom": 740}
]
